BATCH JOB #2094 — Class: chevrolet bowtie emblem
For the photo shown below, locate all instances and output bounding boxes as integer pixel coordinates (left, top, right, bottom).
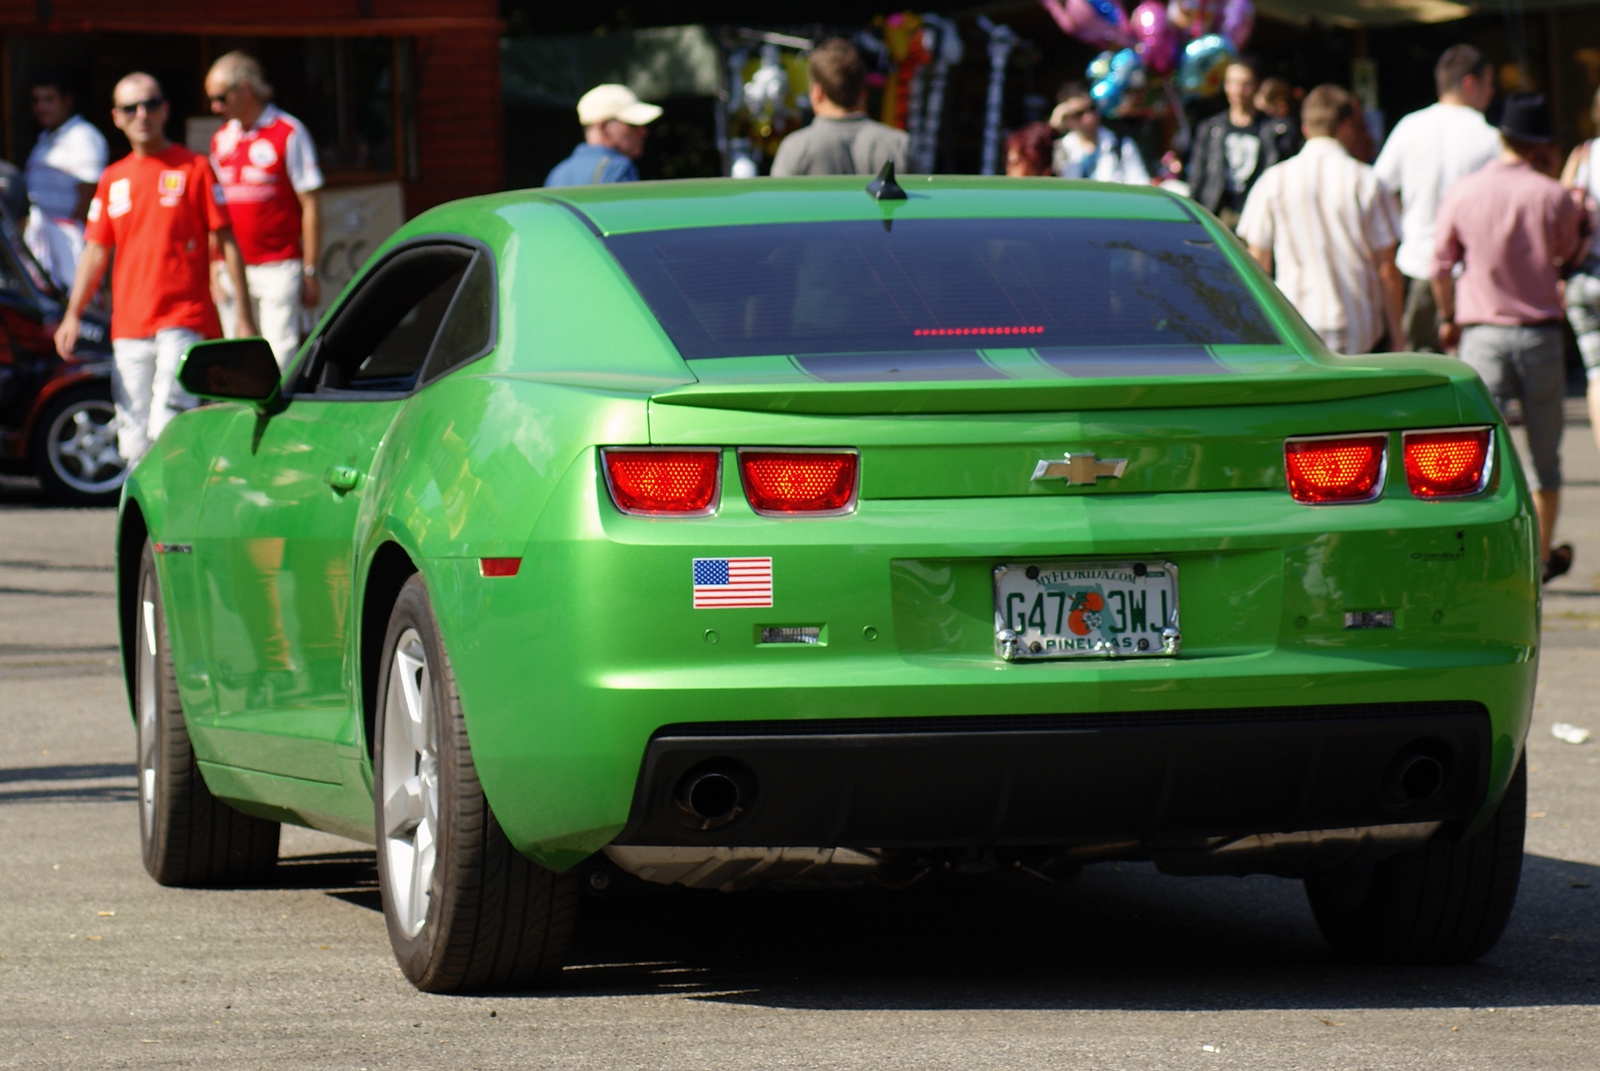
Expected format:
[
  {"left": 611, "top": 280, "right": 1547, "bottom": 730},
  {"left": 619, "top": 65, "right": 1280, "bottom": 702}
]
[{"left": 1031, "top": 452, "right": 1128, "bottom": 485}]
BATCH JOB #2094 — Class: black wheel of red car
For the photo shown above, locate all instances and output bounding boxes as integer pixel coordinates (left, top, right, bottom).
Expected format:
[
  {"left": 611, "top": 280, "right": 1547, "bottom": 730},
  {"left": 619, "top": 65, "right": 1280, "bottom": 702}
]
[
  {"left": 1305, "top": 756, "right": 1525, "bottom": 964},
  {"left": 373, "top": 574, "right": 578, "bottom": 993},
  {"left": 31, "top": 380, "right": 128, "bottom": 506},
  {"left": 135, "top": 538, "right": 280, "bottom": 886}
]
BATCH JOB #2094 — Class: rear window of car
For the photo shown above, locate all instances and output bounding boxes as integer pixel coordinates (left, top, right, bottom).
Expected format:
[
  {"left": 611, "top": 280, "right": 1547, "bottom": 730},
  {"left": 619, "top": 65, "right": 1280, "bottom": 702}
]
[{"left": 604, "top": 217, "right": 1281, "bottom": 366}]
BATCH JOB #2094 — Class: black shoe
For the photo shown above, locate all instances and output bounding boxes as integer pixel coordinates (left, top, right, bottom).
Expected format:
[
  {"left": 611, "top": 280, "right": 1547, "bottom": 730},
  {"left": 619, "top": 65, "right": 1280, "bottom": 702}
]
[{"left": 1543, "top": 543, "right": 1574, "bottom": 584}]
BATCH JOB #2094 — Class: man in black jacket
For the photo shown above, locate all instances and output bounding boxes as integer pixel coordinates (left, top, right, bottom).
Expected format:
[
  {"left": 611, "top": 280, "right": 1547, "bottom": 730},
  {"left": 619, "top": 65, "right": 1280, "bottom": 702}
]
[{"left": 1186, "top": 58, "right": 1300, "bottom": 228}]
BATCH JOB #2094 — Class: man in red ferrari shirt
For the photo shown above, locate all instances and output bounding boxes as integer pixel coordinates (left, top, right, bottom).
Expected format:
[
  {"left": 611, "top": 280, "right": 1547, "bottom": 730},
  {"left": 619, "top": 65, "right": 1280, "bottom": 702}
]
[
  {"left": 205, "top": 51, "right": 323, "bottom": 369},
  {"left": 53, "top": 72, "right": 255, "bottom": 464}
]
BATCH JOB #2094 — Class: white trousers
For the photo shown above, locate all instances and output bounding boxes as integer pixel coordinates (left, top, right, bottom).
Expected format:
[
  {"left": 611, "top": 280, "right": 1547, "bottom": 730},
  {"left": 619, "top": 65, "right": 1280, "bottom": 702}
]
[
  {"left": 24, "top": 206, "right": 86, "bottom": 292},
  {"left": 112, "top": 328, "right": 201, "bottom": 464},
  {"left": 216, "top": 258, "right": 305, "bottom": 370}
]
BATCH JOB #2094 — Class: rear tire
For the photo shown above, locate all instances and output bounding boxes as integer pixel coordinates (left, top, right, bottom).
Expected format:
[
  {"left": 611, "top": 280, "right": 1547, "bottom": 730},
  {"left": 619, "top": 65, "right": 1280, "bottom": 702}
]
[
  {"left": 135, "top": 539, "right": 280, "bottom": 885},
  {"left": 373, "top": 575, "right": 578, "bottom": 993},
  {"left": 1305, "top": 757, "right": 1525, "bottom": 963},
  {"left": 32, "top": 381, "right": 128, "bottom": 506}
]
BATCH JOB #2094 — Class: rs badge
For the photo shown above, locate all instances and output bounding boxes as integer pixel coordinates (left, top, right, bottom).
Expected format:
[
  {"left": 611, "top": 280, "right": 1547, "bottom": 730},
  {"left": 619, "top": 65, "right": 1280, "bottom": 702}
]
[{"left": 1031, "top": 452, "right": 1128, "bottom": 485}]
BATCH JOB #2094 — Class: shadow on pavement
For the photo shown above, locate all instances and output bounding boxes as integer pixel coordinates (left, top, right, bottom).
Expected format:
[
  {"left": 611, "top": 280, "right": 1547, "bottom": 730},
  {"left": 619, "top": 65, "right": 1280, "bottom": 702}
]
[
  {"left": 0, "top": 761, "right": 137, "bottom": 803},
  {"left": 280, "top": 850, "right": 381, "bottom": 911},
  {"left": 518, "top": 853, "right": 1600, "bottom": 1012}
]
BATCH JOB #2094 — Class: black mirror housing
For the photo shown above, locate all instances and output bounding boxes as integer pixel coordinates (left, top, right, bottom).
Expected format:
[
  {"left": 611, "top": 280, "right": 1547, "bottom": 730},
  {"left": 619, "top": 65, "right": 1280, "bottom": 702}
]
[{"left": 178, "top": 338, "right": 281, "bottom": 404}]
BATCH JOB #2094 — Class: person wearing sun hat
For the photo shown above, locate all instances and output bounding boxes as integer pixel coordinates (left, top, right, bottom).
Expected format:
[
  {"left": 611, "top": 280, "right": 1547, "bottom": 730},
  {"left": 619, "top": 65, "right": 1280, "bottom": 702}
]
[
  {"left": 544, "top": 84, "right": 662, "bottom": 188},
  {"left": 1434, "top": 92, "right": 1593, "bottom": 583}
]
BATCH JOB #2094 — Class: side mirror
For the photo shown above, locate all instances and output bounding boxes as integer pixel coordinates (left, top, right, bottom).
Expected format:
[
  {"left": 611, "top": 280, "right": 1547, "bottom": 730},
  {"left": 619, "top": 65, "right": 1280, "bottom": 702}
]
[{"left": 178, "top": 337, "right": 281, "bottom": 407}]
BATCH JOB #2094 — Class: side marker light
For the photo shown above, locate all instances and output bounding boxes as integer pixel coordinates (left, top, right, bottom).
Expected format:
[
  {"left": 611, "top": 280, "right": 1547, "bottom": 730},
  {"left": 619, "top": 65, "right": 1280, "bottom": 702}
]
[{"left": 480, "top": 558, "right": 521, "bottom": 577}]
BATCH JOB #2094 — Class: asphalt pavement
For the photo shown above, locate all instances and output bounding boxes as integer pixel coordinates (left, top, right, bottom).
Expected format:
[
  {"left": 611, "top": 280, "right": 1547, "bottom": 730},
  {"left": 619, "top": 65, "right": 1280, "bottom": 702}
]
[{"left": 1, "top": 413, "right": 1597, "bottom": 1070}]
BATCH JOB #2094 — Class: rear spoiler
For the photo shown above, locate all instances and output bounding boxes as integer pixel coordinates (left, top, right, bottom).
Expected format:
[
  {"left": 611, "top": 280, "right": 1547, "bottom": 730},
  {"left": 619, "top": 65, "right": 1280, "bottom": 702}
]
[{"left": 649, "top": 370, "right": 1454, "bottom": 416}]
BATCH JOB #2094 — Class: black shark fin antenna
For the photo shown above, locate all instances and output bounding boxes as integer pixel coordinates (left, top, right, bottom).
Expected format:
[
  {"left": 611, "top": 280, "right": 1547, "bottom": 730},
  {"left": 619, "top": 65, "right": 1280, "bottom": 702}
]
[{"left": 866, "top": 160, "right": 907, "bottom": 201}]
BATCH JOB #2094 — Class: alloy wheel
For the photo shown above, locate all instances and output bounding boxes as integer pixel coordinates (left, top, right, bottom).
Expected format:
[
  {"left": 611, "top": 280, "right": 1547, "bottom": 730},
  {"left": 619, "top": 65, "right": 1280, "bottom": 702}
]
[
  {"left": 380, "top": 628, "right": 440, "bottom": 938},
  {"left": 136, "top": 570, "right": 159, "bottom": 841},
  {"left": 46, "top": 398, "right": 126, "bottom": 495}
]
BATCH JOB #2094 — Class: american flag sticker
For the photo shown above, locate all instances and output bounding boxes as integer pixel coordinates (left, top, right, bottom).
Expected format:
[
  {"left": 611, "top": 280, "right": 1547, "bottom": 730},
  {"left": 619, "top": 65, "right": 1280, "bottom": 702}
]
[{"left": 692, "top": 557, "right": 773, "bottom": 608}]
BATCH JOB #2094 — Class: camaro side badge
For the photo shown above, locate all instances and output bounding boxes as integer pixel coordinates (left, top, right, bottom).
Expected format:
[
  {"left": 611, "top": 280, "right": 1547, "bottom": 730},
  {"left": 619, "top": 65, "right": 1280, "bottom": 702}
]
[
  {"left": 1031, "top": 453, "right": 1128, "bottom": 485},
  {"left": 692, "top": 557, "right": 773, "bottom": 608}
]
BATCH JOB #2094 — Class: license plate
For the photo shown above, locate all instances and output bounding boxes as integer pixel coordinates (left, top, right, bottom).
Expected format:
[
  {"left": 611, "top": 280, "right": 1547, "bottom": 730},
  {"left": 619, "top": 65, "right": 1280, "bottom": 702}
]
[{"left": 993, "top": 560, "right": 1179, "bottom": 660}]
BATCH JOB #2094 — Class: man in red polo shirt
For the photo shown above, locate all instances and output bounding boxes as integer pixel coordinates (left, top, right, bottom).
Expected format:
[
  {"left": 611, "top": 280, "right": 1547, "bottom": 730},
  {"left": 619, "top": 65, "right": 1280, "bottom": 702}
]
[
  {"left": 206, "top": 51, "right": 323, "bottom": 369},
  {"left": 53, "top": 72, "right": 255, "bottom": 464}
]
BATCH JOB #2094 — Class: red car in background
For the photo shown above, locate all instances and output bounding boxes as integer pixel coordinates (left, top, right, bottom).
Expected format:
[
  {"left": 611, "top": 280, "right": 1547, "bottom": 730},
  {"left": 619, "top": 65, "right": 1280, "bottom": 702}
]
[{"left": 0, "top": 206, "right": 120, "bottom": 504}]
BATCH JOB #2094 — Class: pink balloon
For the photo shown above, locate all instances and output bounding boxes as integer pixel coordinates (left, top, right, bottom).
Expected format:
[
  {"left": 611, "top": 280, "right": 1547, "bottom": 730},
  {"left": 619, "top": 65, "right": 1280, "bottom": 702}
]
[
  {"left": 1040, "top": 0, "right": 1134, "bottom": 50},
  {"left": 1131, "top": 1, "right": 1178, "bottom": 75},
  {"left": 1221, "top": 0, "right": 1254, "bottom": 49}
]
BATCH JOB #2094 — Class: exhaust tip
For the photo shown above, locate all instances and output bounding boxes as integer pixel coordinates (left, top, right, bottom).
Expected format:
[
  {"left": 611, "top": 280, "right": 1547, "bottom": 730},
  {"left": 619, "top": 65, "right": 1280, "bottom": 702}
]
[
  {"left": 1382, "top": 740, "right": 1450, "bottom": 809},
  {"left": 672, "top": 761, "right": 755, "bottom": 831}
]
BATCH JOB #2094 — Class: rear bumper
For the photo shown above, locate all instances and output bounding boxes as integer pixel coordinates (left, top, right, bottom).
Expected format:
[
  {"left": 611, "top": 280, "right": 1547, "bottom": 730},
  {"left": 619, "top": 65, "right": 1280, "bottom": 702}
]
[
  {"left": 425, "top": 450, "right": 1538, "bottom": 871},
  {"left": 613, "top": 702, "right": 1489, "bottom": 848}
]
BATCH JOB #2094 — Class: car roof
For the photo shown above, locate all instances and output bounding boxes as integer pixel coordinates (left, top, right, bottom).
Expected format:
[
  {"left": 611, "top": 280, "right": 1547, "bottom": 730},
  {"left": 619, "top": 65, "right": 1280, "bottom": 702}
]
[{"left": 459, "top": 175, "right": 1195, "bottom": 237}]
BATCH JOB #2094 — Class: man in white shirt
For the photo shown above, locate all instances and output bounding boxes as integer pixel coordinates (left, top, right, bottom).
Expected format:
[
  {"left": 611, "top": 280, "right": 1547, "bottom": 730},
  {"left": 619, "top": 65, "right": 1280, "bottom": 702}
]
[
  {"left": 1050, "top": 83, "right": 1149, "bottom": 185},
  {"left": 1238, "top": 84, "right": 1405, "bottom": 354},
  {"left": 23, "top": 72, "right": 108, "bottom": 291},
  {"left": 205, "top": 51, "right": 324, "bottom": 369},
  {"left": 1373, "top": 45, "right": 1499, "bottom": 352}
]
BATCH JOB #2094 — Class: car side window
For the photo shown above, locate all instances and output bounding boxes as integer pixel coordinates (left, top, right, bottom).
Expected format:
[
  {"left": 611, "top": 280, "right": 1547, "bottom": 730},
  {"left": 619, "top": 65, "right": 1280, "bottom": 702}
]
[
  {"left": 419, "top": 252, "right": 496, "bottom": 385},
  {"left": 300, "top": 244, "right": 474, "bottom": 395}
]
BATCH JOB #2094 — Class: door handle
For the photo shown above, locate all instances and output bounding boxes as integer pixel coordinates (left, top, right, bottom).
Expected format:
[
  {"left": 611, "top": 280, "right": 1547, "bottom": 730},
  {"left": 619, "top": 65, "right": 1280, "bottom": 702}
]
[{"left": 324, "top": 464, "right": 361, "bottom": 492}]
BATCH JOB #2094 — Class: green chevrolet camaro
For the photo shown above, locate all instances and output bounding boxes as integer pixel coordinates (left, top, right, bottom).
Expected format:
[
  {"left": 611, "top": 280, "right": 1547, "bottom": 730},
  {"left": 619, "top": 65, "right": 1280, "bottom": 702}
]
[{"left": 118, "top": 172, "right": 1537, "bottom": 992}]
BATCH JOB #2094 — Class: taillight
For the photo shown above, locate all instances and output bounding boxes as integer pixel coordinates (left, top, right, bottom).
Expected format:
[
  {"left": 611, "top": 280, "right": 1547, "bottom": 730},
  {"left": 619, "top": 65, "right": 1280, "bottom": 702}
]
[
  {"left": 1403, "top": 427, "right": 1492, "bottom": 498},
  {"left": 602, "top": 448, "right": 720, "bottom": 516},
  {"left": 738, "top": 449, "right": 858, "bottom": 516},
  {"left": 1284, "top": 434, "right": 1387, "bottom": 504}
]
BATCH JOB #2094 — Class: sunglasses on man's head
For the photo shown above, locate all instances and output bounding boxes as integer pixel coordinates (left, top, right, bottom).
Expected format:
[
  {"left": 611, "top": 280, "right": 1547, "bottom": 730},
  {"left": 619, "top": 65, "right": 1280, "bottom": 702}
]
[{"left": 116, "top": 98, "right": 164, "bottom": 116}]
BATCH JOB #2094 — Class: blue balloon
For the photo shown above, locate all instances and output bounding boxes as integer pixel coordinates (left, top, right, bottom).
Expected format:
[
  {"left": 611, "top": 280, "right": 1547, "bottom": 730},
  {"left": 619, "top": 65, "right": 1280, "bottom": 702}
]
[
  {"left": 1087, "top": 51, "right": 1115, "bottom": 84},
  {"left": 1091, "top": 48, "right": 1141, "bottom": 114},
  {"left": 1179, "top": 34, "right": 1236, "bottom": 98}
]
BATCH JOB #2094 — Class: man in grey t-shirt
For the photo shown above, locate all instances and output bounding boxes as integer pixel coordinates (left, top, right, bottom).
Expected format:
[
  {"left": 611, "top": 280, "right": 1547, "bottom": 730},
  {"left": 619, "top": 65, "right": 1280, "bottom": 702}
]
[{"left": 771, "top": 38, "right": 909, "bottom": 177}]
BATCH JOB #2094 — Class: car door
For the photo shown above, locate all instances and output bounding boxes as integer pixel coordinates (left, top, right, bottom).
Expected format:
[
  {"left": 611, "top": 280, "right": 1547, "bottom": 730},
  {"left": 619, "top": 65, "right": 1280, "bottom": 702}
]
[{"left": 189, "top": 241, "right": 487, "bottom": 783}]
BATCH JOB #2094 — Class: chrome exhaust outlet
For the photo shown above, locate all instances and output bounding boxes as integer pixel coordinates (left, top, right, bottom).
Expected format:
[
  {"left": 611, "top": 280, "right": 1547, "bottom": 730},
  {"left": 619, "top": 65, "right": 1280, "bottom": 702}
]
[
  {"left": 672, "top": 761, "right": 754, "bottom": 831},
  {"left": 1382, "top": 741, "right": 1450, "bottom": 809}
]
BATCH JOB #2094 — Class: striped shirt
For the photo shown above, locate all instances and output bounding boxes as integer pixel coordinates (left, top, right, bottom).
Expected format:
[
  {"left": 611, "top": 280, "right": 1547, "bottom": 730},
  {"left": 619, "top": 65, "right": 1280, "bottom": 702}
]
[{"left": 1237, "top": 137, "right": 1401, "bottom": 353}]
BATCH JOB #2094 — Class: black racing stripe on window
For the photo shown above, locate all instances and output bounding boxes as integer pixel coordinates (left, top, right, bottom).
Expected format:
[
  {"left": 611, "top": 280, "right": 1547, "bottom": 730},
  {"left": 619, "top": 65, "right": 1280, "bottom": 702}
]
[
  {"left": 794, "top": 350, "right": 1006, "bottom": 382},
  {"left": 1036, "top": 345, "right": 1235, "bottom": 378}
]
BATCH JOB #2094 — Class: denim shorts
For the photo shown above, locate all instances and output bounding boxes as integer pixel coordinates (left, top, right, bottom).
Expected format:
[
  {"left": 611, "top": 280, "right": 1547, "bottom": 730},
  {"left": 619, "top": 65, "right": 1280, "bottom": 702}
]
[{"left": 1458, "top": 324, "right": 1565, "bottom": 490}]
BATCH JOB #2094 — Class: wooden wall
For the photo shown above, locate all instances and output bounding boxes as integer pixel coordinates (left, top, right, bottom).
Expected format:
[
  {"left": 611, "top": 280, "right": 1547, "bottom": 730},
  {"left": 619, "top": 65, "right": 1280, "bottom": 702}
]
[{"left": 0, "top": 0, "right": 504, "bottom": 216}]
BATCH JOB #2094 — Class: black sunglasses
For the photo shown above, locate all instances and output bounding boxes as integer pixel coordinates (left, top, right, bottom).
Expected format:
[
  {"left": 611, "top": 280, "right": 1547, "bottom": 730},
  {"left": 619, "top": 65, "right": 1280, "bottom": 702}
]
[
  {"left": 208, "top": 88, "right": 233, "bottom": 105},
  {"left": 116, "top": 97, "right": 164, "bottom": 116}
]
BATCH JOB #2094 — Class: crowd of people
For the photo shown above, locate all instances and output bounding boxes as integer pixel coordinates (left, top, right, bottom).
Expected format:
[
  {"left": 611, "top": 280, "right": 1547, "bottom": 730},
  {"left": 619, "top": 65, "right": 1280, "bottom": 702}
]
[
  {"left": 545, "top": 39, "right": 1598, "bottom": 585},
  {"left": 10, "top": 38, "right": 1598, "bottom": 587},
  {"left": 7, "top": 54, "right": 323, "bottom": 471}
]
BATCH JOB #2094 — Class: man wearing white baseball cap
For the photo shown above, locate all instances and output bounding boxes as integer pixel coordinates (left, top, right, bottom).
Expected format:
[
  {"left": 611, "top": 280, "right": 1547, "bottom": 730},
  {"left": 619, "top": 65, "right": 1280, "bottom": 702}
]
[{"left": 544, "top": 84, "right": 662, "bottom": 187}]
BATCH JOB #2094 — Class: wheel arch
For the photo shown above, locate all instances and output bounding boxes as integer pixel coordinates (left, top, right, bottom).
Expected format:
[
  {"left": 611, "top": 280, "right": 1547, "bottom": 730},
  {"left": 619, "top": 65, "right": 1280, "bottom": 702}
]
[
  {"left": 116, "top": 498, "right": 150, "bottom": 717},
  {"left": 22, "top": 365, "right": 107, "bottom": 447},
  {"left": 360, "top": 540, "right": 420, "bottom": 761}
]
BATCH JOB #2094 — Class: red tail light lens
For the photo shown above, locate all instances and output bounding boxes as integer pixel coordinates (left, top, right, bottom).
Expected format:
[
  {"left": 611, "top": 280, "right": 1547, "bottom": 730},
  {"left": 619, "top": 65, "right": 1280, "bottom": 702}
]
[
  {"left": 1284, "top": 434, "right": 1387, "bottom": 504},
  {"left": 1403, "top": 427, "right": 1492, "bottom": 498},
  {"left": 739, "top": 450, "right": 859, "bottom": 516},
  {"left": 602, "top": 449, "right": 720, "bottom": 516}
]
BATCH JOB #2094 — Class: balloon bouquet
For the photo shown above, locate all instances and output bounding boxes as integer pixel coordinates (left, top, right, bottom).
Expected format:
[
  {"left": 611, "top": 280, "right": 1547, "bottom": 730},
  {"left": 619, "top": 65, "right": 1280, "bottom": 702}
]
[{"left": 1039, "top": 0, "right": 1254, "bottom": 130}]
